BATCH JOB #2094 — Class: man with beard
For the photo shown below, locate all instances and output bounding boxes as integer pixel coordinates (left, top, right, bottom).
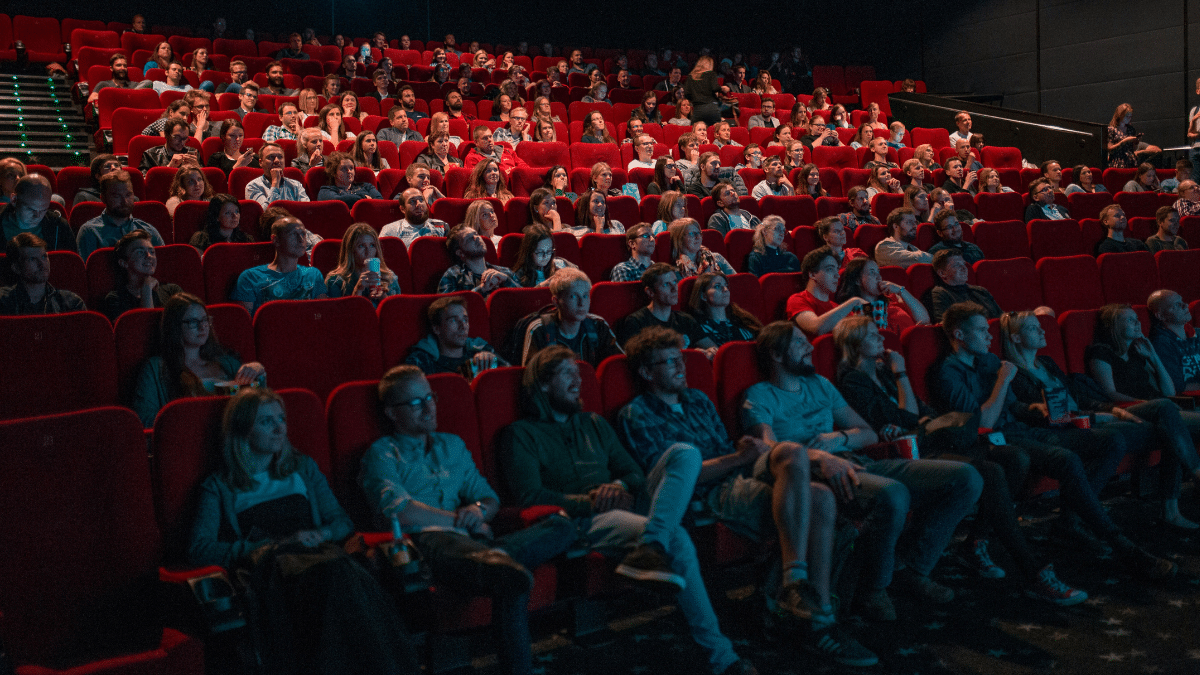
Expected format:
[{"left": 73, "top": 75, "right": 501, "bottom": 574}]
[
  {"left": 501, "top": 345, "right": 758, "bottom": 675},
  {"left": 262, "top": 62, "right": 296, "bottom": 96},
  {"left": 437, "top": 224, "right": 519, "bottom": 296},
  {"left": 0, "top": 233, "right": 85, "bottom": 315},
  {"left": 404, "top": 296, "right": 507, "bottom": 375},
  {"left": 77, "top": 171, "right": 165, "bottom": 260},
  {"left": 291, "top": 128, "right": 325, "bottom": 174},
  {"left": 615, "top": 263, "right": 716, "bottom": 353},
  {"left": 832, "top": 187, "right": 879, "bottom": 234},
  {"left": 464, "top": 126, "right": 527, "bottom": 176},
  {"left": 380, "top": 188, "right": 448, "bottom": 245},
  {"left": 615, "top": 328, "right": 877, "bottom": 667},
  {"left": 874, "top": 207, "right": 931, "bottom": 269},
  {"left": 139, "top": 119, "right": 198, "bottom": 172},
  {"left": 232, "top": 216, "right": 326, "bottom": 313},
  {"left": 376, "top": 107, "right": 424, "bottom": 146},
  {"left": 273, "top": 33, "right": 309, "bottom": 60},
  {"left": 88, "top": 53, "right": 135, "bottom": 105},
  {"left": 444, "top": 90, "right": 475, "bottom": 123},
  {"left": 395, "top": 85, "right": 428, "bottom": 122},
  {"left": 744, "top": 321, "right": 982, "bottom": 621}
]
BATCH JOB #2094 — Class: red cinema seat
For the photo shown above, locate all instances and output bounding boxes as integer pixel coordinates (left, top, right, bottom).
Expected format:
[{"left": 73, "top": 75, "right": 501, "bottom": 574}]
[
  {"left": 487, "top": 287, "right": 553, "bottom": 354},
  {"left": 972, "top": 219, "right": 1030, "bottom": 259},
  {"left": 254, "top": 296, "right": 383, "bottom": 402},
  {"left": 869, "top": 192, "right": 905, "bottom": 223},
  {"left": 201, "top": 241, "right": 277, "bottom": 304},
  {"left": 980, "top": 146, "right": 1023, "bottom": 169},
  {"left": 590, "top": 281, "right": 646, "bottom": 327},
  {"left": 974, "top": 192, "right": 1024, "bottom": 222},
  {"left": 579, "top": 233, "right": 629, "bottom": 282},
  {"left": 0, "top": 407, "right": 205, "bottom": 674},
  {"left": 1027, "top": 219, "right": 1084, "bottom": 260},
  {"left": 1066, "top": 191, "right": 1113, "bottom": 221},
  {"left": 377, "top": 292, "right": 489, "bottom": 368},
  {"left": 1114, "top": 191, "right": 1160, "bottom": 219},
  {"left": 407, "top": 236, "right": 456, "bottom": 293},
  {"left": 13, "top": 15, "right": 67, "bottom": 62},
  {"left": 816, "top": 197, "right": 851, "bottom": 219},
  {"left": 351, "top": 198, "right": 403, "bottom": 232},
  {"left": 972, "top": 258, "right": 1043, "bottom": 312},
  {"left": 515, "top": 141, "right": 570, "bottom": 169},
  {"left": 270, "top": 200, "right": 354, "bottom": 240},
  {"left": 853, "top": 224, "right": 889, "bottom": 257},
  {"left": 812, "top": 146, "right": 857, "bottom": 170},
  {"left": 905, "top": 263, "right": 938, "bottom": 302},
  {"left": 1037, "top": 255, "right": 1104, "bottom": 314},
  {"left": 900, "top": 324, "right": 950, "bottom": 400},
  {"left": 1098, "top": 251, "right": 1159, "bottom": 305},
  {"left": 86, "top": 244, "right": 204, "bottom": 308},
  {"left": 0, "top": 311, "right": 117, "bottom": 420},
  {"left": 713, "top": 341, "right": 763, "bottom": 435},
  {"left": 432, "top": 197, "right": 505, "bottom": 228},
  {"left": 569, "top": 143, "right": 621, "bottom": 171},
  {"left": 1058, "top": 309, "right": 1100, "bottom": 373},
  {"left": 910, "top": 128, "right": 951, "bottom": 150},
  {"left": 596, "top": 350, "right": 714, "bottom": 421},
  {"left": 1156, "top": 249, "right": 1200, "bottom": 302},
  {"left": 760, "top": 195, "right": 818, "bottom": 228},
  {"left": 1101, "top": 168, "right": 1136, "bottom": 195},
  {"left": 759, "top": 272, "right": 805, "bottom": 322}
]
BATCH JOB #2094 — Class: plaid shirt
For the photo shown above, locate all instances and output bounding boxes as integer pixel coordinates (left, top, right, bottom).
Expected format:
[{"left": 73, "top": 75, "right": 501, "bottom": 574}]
[
  {"left": 261, "top": 125, "right": 299, "bottom": 142},
  {"left": 836, "top": 211, "right": 880, "bottom": 234},
  {"left": 1175, "top": 198, "right": 1200, "bottom": 218},
  {"left": 609, "top": 257, "right": 650, "bottom": 282},
  {"left": 436, "top": 263, "right": 520, "bottom": 297},
  {"left": 615, "top": 389, "right": 736, "bottom": 475}
]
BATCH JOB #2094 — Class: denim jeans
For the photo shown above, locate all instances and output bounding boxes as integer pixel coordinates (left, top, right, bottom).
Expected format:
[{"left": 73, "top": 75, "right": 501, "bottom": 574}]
[
  {"left": 582, "top": 443, "right": 739, "bottom": 674},
  {"left": 845, "top": 457, "right": 982, "bottom": 590},
  {"left": 1000, "top": 430, "right": 1120, "bottom": 539},
  {"left": 1190, "top": 146, "right": 1200, "bottom": 178}
]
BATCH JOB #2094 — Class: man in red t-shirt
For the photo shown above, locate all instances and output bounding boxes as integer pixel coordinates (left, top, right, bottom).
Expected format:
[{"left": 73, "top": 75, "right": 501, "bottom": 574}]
[
  {"left": 787, "top": 246, "right": 870, "bottom": 339},
  {"left": 464, "top": 125, "right": 528, "bottom": 177}
]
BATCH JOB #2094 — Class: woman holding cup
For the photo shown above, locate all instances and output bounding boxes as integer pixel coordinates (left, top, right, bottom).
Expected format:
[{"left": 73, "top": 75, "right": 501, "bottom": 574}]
[{"left": 324, "top": 222, "right": 401, "bottom": 303}]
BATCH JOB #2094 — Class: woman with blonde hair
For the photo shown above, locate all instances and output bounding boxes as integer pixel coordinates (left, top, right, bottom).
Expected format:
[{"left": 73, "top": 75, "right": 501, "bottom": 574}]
[
  {"left": 531, "top": 96, "right": 561, "bottom": 125},
  {"left": 1107, "top": 103, "right": 1160, "bottom": 169},
  {"left": 463, "top": 159, "right": 514, "bottom": 204},
  {"left": 808, "top": 87, "right": 831, "bottom": 112},
  {"left": 296, "top": 88, "right": 320, "bottom": 122},
  {"left": 914, "top": 143, "right": 941, "bottom": 170},
  {"left": 324, "top": 222, "right": 401, "bottom": 302},
  {"left": 751, "top": 71, "right": 777, "bottom": 96},
  {"left": 164, "top": 165, "right": 214, "bottom": 216},
  {"left": 865, "top": 102, "right": 888, "bottom": 131},
  {"left": 747, "top": 215, "right": 799, "bottom": 275},
  {"left": 669, "top": 217, "right": 732, "bottom": 275},
  {"left": 463, "top": 198, "right": 503, "bottom": 245},
  {"left": 589, "top": 162, "right": 621, "bottom": 196}
]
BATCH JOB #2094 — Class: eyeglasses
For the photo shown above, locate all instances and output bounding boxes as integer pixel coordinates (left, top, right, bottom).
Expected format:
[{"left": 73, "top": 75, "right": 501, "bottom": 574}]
[
  {"left": 390, "top": 392, "right": 438, "bottom": 409},
  {"left": 634, "top": 233, "right": 654, "bottom": 240}
]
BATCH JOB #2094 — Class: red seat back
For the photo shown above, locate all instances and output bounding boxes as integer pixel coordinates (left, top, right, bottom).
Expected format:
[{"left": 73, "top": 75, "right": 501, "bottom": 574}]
[
  {"left": 713, "top": 341, "right": 763, "bottom": 435},
  {"left": 590, "top": 280, "right": 646, "bottom": 326},
  {"left": 972, "top": 257, "right": 1043, "bottom": 312},
  {"left": 760, "top": 195, "right": 818, "bottom": 228},
  {"left": 514, "top": 141, "right": 570, "bottom": 169},
  {"left": 974, "top": 192, "right": 1024, "bottom": 222},
  {"left": 0, "top": 311, "right": 117, "bottom": 420},
  {"left": 596, "top": 350, "right": 715, "bottom": 421},
  {"left": 1037, "top": 255, "right": 1104, "bottom": 314},
  {"left": 1066, "top": 191, "right": 1113, "bottom": 221},
  {"left": 85, "top": 244, "right": 204, "bottom": 308},
  {"left": 487, "top": 287, "right": 553, "bottom": 351},
  {"left": 271, "top": 200, "right": 354, "bottom": 240},
  {"left": 202, "top": 242, "right": 275, "bottom": 303},
  {"left": 1058, "top": 309, "right": 1099, "bottom": 374},
  {"left": 1027, "top": 219, "right": 1084, "bottom": 260},
  {"left": 972, "top": 219, "right": 1029, "bottom": 259},
  {"left": 407, "top": 236, "right": 454, "bottom": 293},
  {"left": 1156, "top": 249, "right": 1200, "bottom": 303},
  {"left": 579, "top": 233, "right": 630, "bottom": 282},
  {"left": 980, "top": 146, "right": 1022, "bottom": 169},
  {"left": 1097, "top": 251, "right": 1159, "bottom": 305},
  {"left": 900, "top": 324, "right": 949, "bottom": 400},
  {"left": 812, "top": 146, "right": 857, "bottom": 170},
  {"left": 910, "top": 128, "right": 951, "bottom": 150},
  {"left": 377, "top": 292, "right": 490, "bottom": 368},
  {"left": 1114, "top": 191, "right": 1160, "bottom": 219},
  {"left": 758, "top": 272, "right": 805, "bottom": 321}
]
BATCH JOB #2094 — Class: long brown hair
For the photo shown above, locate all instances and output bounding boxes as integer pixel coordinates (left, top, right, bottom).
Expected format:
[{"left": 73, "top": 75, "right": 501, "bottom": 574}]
[
  {"left": 687, "top": 272, "right": 762, "bottom": 332},
  {"left": 220, "top": 388, "right": 300, "bottom": 492},
  {"left": 160, "top": 292, "right": 229, "bottom": 398},
  {"left": 463, "top": 159, "right": 513, "bottom": 202}
]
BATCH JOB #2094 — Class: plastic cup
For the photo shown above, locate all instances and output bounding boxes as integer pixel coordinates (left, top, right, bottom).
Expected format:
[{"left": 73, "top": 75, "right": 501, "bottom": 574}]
[
  {"left": 1069, "top": 415, "right": 1091, "bottom": 429},
  {"left": 895, "top": 434, "right": 919, "bottom": 460}
]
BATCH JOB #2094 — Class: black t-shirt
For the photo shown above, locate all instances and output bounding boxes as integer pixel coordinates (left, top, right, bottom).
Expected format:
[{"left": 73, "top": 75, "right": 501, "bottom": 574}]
[
  {"left": 616, "top": 307, "right": 707, "bottom": 348},
  {"left": 1084, "top": 343, "right": 1161, "bottom": 400}
]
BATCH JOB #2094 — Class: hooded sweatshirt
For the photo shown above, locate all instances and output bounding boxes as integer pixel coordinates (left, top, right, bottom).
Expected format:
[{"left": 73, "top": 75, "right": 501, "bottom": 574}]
[{"left": 403, "top": 333, "right": 508, "bottom": 375}]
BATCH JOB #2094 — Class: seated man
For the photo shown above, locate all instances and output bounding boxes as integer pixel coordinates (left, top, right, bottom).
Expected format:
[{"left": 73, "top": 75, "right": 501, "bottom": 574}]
[
  {"left": 380, "top": 188, "right": 448, "bottom": 245},
  {"left": 751, "top": 155, "right": 794, "bottom": 198},
  {"left": 1095, "top": 205, "right": 1147, "bottom": 254},
  {"left": 437, "top": 225, "right": 520, "bottom": 296},
  {"left": 501, "top": 346, "right": 756, "bottom": 675},
  {"left": 874, "top": 207, "right": 932, "bottom": 269},
  {"left": 246, "top": 143, "right": 310, "bottom": 207},
  {"left": 405, "top": 296, "right": 507, "bottom": 375},
  {"left": 928, "top": 210, "right": 984, "bottom": 264},
  {"left": 518, "top": 268, "right": 622, "bottom": 367},
  {"left": 87, "top": 53, "right": 135, "bottom": 105},
  {"left": 686, "top": 153, "right": 749, "bottom": 197},
  {"left": 787, "top": 246, "right": 868, "bottom": 339},
  {"left": 232, "top": 82, "right": 266, "bottom": 120},
  {"left": 262, "top": 101, "right": 302, "bottom": 142},
  {"left": 492, "top": 107, "right": 531, "bottom": 148},
  {"left": 836, "top": 186, "right": 881, "bottom": 233},
  {"left": 0, "top": 233, "right": 85, "bottom": 315},
  {"left": 362, "top": 365, "right": 574, "bottom": 675},
  {"left": 929, "top": 302, "right": 1176, "bottom": 579},
  {"left": 610, "top": 222, "right": 656, "bottom": 281},
  {"left": 215, "top": 60, "right": 250, "bottom": 95},
  {"left": 711, "top": 121, "right": 742, "bottom": 148},
  {"left": 292, "top": 128, "right": 325, "bottom": 174},
  {"left": 863, "top": 137, "right": 897, "bottom": 170},
  {"left": 1148, "top": 289, "right": 1200, "bottom": 393},
  {"left": 627, "top": 133, "right": 657, "bottom": 170},
  {"left": 1146, "top": 206, "right": 1188, "bottom": 253},
  {"left": 376, "top": 106, "right": 424, "bottom": 146},
  {"left": 886, "top": 121, "right": 907, "bottom": 149},
  {"left": 1024, "top": 179, "right": 1070, "bottom": 222},
  {"left": 273, "top": 33, "right": 309, "bottom": 60},
  {"left": 464, "top": 126, "right": 527, "bottom": 176},
  {"left": 746, "top": 321, "right": 982, "bottom": 619},
  {"left": 706, "top": 182, "right": 762, "bottom": 235},
  {"left": 948, "top": 111, "right": 972, "bottom": 146},
  {"left": 654, "top": 66, "right": 683, "bottom": 91},
  {"left": 0, "top": 174, "right": 75, "bottom": 252},
  {"left": 262, "top": 62, "right": 296, "bottom": 96},
  {"left": 1159, "top": 158, "right": 1192, "bottom": 193},
  {"left": 139, "top": 119, "right": 198, "bottom": 172},
  {"left": 927, "top": 249, "right": 1001, "bottom": 323},
  {"left": 1041, "top": 160, "right": 1066, "bottom": 193},
  {"left": 404, "top": 163, "right": 446, "bottom": 204},
  {"left": 395, "top": 85, "right": 428, "bottom": 122},
  {"left": 147, "top": 62, "right": 193, "bottom": 95},
  {"left": 799, "top": 119, "right": 841, "bottom": 151},
  {"left": 747, "top": 98, "right": 779, "bottom": 129},
  {"left": 444, "top": 91, "right": 475, "bottom": 123},
  {"left": 615, "top": 263, "right": 716, "bottom": 353},
  {"left": 953, "top": 138, "right": 982, "bottom": 172},
  {"left": 940, "top": 157, "right": 976, "bottom": 193},
  {"left": 231, "top": 216, "right": 327, "bottom": 313},
  {"left": 365, "top": 69, "right": 391, "bottom": 103},
  {"left": 616, "top": 328, "right": 877, "bottom": 667},
  {"left": 76, "top": 171, "right": 165, "bottom": 260}
]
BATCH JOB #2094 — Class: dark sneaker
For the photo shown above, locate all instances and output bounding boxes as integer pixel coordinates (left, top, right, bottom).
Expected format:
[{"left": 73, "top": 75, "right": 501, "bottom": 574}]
[
  {"left": 720, "top": 659, "right": 759, "bottom": 675},
  {"left": 1051, "top": 512, "right": 1113, "bottom": 556},
  {"left": 461, "top": 549, "right": 534, "bottom": 596},
  {"left": 854, "top": 588, "right": 896, "bottom": 622},
  {"left": 893, "top": 569, "right": 955, "bottom": 604},
  {"left": 774, "top": 579, "right": 821, "bottom": 626},
  {"left": 1113, "top": 537, "right": 1178, "bottom": 581},
  {"left": 807, "top": 624, "right": 879, "bottom": 667},
  {"left": 615, "top": 542, "right": 686, "bottom": 593},
  {"left": 1026, "top": 564, "right": 1087, "bottom": 606},
  {"left": 965, "top": 538, "right": 1006, "bottom": 579}
]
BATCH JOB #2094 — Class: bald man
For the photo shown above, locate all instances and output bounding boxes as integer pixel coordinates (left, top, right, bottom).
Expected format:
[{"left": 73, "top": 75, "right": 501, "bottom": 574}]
[{"left": 0, "top": 175, "right": 75, "bottom": 252}]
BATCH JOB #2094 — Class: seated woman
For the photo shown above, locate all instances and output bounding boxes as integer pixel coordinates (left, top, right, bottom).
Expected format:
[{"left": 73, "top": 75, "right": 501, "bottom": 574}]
[
  {"left": 491, "top": 93, "right": 515, "bottom": 122},
  {"left": 747, "top": 215, "right": 800, "bottom": 275},
  {"left": 629, "top": 90, "right": 662, "bottom": 124},
  {"left": 532, "top": 119, "right": 558, "bottom": 143},
  {"left": 164, "top": 165, "right": 215, "bottom": 216},
  {"left": 864, "top": 102, "right": 888, "bottom": 132},
  {"left": 832, "top": 316, "right": 1088, "bottom": 604},
  {"left": 463, "top": 159, "right": 514, "bottom": 204},
  {"left": 835, "top": 257, "right": 929, "bottom": 333},
  {"left": 531, "top": 96, "right": 562, "bottom": 126},
  {"left": 651, "top": 190, "right": 687, "bottom": 234},
  {"left": 666, "top": 99, "right": 693, "bottom": 126},
  {"left": 190, "top": 194, "right": 254, "bottom": 252},
  {"left": 104, "top": 231, "right": 183, "bottom": 322},
  {"left": 903, "top": 185, "right": 933, "bottom": 222},
  {"left": 542, "top": 165, "right": 577, "bottom": 201},
  {"left": 581, "top": 111, "right": 617, "bottom": 144},
  {"left": 849, "top": 123, "right": 873, "bottom": 150},
  {"left": 352, "top": 131, "right": 390, "bottom": 172},
  {"left": 339, "top": 90, "right": 370, "bottom": 124},
  {"left": 588, "top": 162, "right": 622, "bottom": 196},
  {"left": 1065, "top": 164, "right": 1107, "bottom": 194},
  {"left": 828, "top": 104, "right": 852, "bottom": 130},
  {"left": 751, "top": 71, "right": 778, "bottom": 96},
  {"left": 914, "top": 143, "right": 941, "bottom": 171},
  {"left": 686, "top": 272, "right": 761, "bottom": 346},
  {"left": 464, "top": 199, "right": 503, "bottom": 246},
  {"left": 807, "top": 87, "right": 831, "bottom": 112},
  {"left": 1123, "top": 162, "right": 1160, "bottom": 193},
  {"left": 317, "top": 104, "right": 355, "bottom": 143},
  {"left": 132, "top": 292, "right": 266, "bottom": 427},
  {"left": 1002, "top": 310, "right": 1198, "bottom": 530},
  {"left": 205, "top": 120, "right": 259, "bottom": 175},
  {"left": 568, "top": 189, "right": 624, "bottom": 237},
  {"left": 974, "top": 168, "right": 1015, "bottom": 194},
  {"left": 414, "top": 130, "right": 464, "bottom": 173},
  {"left": 797, "top": 163, "right": 827, "bottom": 198},
  {"left": 817, "top": 215, "right": 867, "bottom": 268},
  {"left": 767, "top": 124, "right": 794, "bottom": 149},
  {"left": 864, "top": 164, "right": 900, "bottom": 199},
  {"left": 528, "top": 187, "right": 564, "bottom": 231},
  {"left": 317, "top": 152, "right": 383, "bottom": 205},
  {"left": 324, "top": 222, "right": 401, "bottom": 302},
  {"left": 647, "top": 157, "right": 686, "bottom": 196},
  {"left": 670, "top": 217, "right": 733, "bottom": 275},
  {"left": 296, "top": 88, "right": 320, "bottom": 123},
  {"left": 512, "top": 225, "right": 577, "bottom": 287},
  {"left": 581, "top": 82, "right": 611, "bottom": 105},
  {"left": 187, "top": 388, "right": 417, "bottom": 673},
  {"left": 781, "top": 139, "right": 805, "bottom": 174}
]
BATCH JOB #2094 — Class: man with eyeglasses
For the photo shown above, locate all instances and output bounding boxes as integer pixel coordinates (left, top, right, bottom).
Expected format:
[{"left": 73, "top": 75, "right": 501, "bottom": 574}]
[
  {"left": 493, "top": 109, "right": 532, "bottom": 148},
  {"left": 928, "top": 210, "right": 983, "bottom": 265},
  {"left": 0, "top": 233, "right": 84, "bottom": 315},
  {"left": 216, "top": 60, "right": 250, "bottom": 95},
  {"left": 405, "top": 296, "right": 507, "bottom": 375},
  {"left": 361, "top": 365, "right": 574, "bottom": 675},
  {"left": 464, "top": 126, "right": 527, "bottom": 177},
  {"left": 518, "top": 267, "right": 622, "bottom": 367},
  {"left": 1023, "top": 178, "right": 1070, "bottom": 222},
  {"left": 1172, "top": 180, "right": 1200, "bottom": 217},
  {"left": 262, "top": 102, "right": 302, "bottom": 142},
  {"left": 799, "top": 119, "right": 840, "bottom": 151},
  {"left": 245, "top": 143, "right": 310, "bottom": 208},
  {"left": 377, "top": 106, "right": 423, "bottom": 146},
  {"left": 627, "top": 134, "right": 657, "bottom": 170},
  {"left": 232, "top": 82, "right": 266, "bottom": 120},
  {"left": 748, "top": 98, "right": 779, "bottom": 130},
  {"left": 231, "top": 216, "right": 326, "bottom": 313},
  {"left": 610, "top": 223, "right": 656, "bottom": 281}
]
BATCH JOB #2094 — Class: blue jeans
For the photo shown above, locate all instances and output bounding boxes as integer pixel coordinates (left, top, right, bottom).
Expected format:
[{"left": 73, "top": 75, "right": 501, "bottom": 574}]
[
  {"left": 199, "top": 80, "right": 216, "bottom": 92},
  {"left": 583, "top": 443, "right": 739, "bottom": 674},
  {"left": 999, "top": 430, "right": 1119, "bottom": 539},
  {"left": 1189, "top": 146, "right": 1200, "bottom": 178},
  {"left": 845, "top": 457, "right": 982, "bottom": 590}
]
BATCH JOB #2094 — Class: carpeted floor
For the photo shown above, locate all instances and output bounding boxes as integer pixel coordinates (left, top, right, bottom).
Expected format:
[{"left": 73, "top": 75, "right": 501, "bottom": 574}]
[{"left": 495, "top": 486, "right": 1200, "bottom": 675}]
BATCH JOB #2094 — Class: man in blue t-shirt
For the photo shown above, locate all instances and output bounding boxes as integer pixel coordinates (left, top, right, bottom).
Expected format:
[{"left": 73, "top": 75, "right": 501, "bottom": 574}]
[{"left": 232, "top": 216, "right": 326, "bottom": 314}]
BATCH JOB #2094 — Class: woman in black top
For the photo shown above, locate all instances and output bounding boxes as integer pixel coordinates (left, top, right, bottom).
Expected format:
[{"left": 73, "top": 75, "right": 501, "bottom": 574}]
[
  {"left": 685, "top": 273, "right": 760, "bottom": 347},
  {"left": 833, "top": 316, "right": 1088, "bottom": 603},
  {"left": 205, "top": 120, "right": 259, "bottom": 175},
  {"left": 104, "top": 231, "right": 182, "bottom": 321},
  {"left": 646, "top": 156, "right": 685, "bottom": 196},
  {"left": 190, "top": 194, "right": 253, "bottom": 252},
  {"left": 682, "top": 56, "right": 724, "bottom": 125},
  {"left": 746, "top": 215, "right": 799, "bottom": 276}
]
